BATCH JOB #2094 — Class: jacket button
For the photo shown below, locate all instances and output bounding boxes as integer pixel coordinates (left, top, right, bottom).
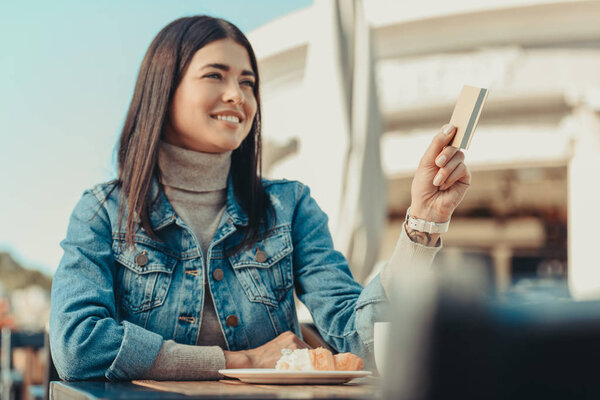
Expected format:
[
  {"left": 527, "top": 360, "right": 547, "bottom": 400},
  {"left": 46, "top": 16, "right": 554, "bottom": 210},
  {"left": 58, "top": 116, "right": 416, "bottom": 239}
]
[
  {"left": 135, "top": 252, "right": 148, "bottom": 267},
  {"left": 212, "top": 268, "right": 224, "bottom": 281},
  {"left": 227, "top": 218, "right": 233, "bottom": 225},
  {"left": 226, "top": 315, "right": 238, "bottom": 327},
  {"left": 255, "top": 250, "right": 267, "bottom": 263}
]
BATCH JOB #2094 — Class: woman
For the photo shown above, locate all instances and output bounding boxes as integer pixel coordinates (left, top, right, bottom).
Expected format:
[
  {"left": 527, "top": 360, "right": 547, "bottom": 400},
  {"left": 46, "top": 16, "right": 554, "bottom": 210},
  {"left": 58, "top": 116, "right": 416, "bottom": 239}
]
[{"left": 49, "top": 16, "right": 470, "bottom": 381}]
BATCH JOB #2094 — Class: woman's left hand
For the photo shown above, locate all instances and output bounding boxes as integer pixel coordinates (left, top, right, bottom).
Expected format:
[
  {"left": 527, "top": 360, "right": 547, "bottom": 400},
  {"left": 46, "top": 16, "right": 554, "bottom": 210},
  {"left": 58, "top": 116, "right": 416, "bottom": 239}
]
[
  {"left": 224, "top": 331, "right": 311, "bottom": 369},
  {"left": 409, "top": 124, "right": 471, "bottom": 223}
]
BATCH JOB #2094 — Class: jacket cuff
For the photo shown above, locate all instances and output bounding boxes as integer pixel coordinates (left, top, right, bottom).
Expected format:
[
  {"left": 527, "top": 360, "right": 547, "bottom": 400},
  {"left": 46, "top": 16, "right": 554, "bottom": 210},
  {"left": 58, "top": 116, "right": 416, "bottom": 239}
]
[
  {"left": 106, "top": 321, "right": 164, "bottom": 381},
  {"left": 354, "top": 274, "right": 389, "bottom": 368}
]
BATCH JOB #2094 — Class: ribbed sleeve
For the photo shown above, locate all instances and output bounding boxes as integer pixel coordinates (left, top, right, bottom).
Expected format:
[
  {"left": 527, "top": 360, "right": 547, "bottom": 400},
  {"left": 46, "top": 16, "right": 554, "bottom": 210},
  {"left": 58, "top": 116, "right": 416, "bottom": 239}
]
[
  {"left": 142, "top": 340, "right": 226, "bottom": 381},
  {"left": 380, "top": 224, "right": 442, "bottom": 298}
]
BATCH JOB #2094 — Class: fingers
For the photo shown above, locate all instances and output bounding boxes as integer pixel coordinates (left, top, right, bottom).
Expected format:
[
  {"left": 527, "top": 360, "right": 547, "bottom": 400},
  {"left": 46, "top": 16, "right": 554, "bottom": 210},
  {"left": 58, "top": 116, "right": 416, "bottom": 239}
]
[
  {"left": 278, "top": 331, "right": 311, "bottom": 349},
  {"left": 434, "top": 145, "right": 460, "bottom": 168},
  {"left": 420, "top": 124, "right": 457, "bottom": 167},
  {"left": 432, "top": 151, "right": 466, "bottom": 188},
  {"left": 248, "top": 331, "right": 311, "bottom": 368},
  {"left": 439, "top": 161, "right": 471, "bottom": 191}
]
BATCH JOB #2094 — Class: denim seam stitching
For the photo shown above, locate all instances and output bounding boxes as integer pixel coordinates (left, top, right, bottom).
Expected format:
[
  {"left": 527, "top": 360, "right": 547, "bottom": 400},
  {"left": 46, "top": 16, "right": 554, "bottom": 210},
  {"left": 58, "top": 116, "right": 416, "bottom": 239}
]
[{"left": 355, "top": 297, "right": 387, "bottom": 310}]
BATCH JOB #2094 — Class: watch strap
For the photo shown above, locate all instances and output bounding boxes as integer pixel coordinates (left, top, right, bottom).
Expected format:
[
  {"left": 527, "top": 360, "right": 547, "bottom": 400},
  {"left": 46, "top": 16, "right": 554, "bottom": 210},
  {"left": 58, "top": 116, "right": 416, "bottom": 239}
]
[{"left": 405, "top": 207, "right": 450, "bottom": 234}]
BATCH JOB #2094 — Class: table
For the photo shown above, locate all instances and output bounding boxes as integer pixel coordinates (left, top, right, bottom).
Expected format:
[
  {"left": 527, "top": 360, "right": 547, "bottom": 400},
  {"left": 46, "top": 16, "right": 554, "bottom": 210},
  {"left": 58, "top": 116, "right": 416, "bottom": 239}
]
[{"left": 50, "top": 378, "right": 381, "bottom": 400}]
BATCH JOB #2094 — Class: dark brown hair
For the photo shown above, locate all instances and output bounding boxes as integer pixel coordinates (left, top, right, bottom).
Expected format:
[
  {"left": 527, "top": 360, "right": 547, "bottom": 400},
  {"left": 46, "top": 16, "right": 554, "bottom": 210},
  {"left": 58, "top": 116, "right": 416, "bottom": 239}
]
[{"left": 116, "top": 16, "right": 271, "bottom": 252}]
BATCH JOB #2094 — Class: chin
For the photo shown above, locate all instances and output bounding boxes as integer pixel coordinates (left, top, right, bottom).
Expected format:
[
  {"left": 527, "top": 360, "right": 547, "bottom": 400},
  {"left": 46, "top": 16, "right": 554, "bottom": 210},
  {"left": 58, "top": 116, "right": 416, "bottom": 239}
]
[
  {"left": 208, "top": 141, "right": 243, "bottom": 153},
  {"left": 220, "top": 139, "right": 244, "bottom": 151},
  {"left": 217, "top": 135, "right": 249, "bottom": 152},
  {"left": 182, "top": 131, "right": 248, "bottom": 153}
]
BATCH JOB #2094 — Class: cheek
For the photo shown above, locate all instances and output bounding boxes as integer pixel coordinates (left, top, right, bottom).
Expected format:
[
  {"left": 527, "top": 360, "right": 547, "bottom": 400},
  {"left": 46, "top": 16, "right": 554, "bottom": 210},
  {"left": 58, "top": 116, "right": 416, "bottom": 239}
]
[
  {"left": 171, "top": 92, "right": 194, "bottom": 124},
  {"left": 174, "top": 85, "right": 212, "bottom": 118}
]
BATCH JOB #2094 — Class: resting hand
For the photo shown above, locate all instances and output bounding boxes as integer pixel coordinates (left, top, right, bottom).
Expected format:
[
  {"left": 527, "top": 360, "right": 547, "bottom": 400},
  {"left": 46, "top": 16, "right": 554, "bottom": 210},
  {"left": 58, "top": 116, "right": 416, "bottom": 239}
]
[
  {"left": 410, "top": 124, "right": 471, "bottom": 224},
  {"left": 224, "top": 331, "right": 311, "bottom": 369}
]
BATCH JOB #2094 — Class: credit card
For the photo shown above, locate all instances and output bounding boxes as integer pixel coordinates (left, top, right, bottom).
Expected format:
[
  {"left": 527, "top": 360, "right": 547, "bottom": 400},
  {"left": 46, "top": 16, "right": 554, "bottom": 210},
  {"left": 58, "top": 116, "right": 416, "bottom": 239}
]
[{"left": 449, "top": 85, "right": 489, "bottom": 149}]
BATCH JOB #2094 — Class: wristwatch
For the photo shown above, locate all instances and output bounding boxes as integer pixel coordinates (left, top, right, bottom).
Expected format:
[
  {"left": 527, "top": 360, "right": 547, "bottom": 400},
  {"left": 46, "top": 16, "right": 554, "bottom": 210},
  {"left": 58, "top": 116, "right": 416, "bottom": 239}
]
[{"left": 405, "top": 207, "right": 450, "bottom": 234}]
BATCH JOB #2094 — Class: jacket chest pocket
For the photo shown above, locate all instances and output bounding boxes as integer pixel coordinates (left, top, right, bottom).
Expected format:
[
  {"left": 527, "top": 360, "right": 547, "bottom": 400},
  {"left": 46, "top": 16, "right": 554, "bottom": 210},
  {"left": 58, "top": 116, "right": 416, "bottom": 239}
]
[
  {"left": 228, "top": 230, "right": 294, "bottom": 307},
  {"left": 113, "top": 241, "right": 177, "bottom": 314}
]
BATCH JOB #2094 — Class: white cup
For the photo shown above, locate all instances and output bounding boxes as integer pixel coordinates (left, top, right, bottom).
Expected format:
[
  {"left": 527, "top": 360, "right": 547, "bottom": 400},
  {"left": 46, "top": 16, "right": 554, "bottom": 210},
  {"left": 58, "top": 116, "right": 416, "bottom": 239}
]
[{"left": 374, "top": 322, "right": 390, "bottom": 376}]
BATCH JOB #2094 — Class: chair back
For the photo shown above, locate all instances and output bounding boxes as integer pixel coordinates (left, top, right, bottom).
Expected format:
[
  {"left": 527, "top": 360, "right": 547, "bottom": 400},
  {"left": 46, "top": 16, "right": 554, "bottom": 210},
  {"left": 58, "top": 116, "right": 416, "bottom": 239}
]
[{"left": 1, "top": 328, "right": 45, "bottom": 400}]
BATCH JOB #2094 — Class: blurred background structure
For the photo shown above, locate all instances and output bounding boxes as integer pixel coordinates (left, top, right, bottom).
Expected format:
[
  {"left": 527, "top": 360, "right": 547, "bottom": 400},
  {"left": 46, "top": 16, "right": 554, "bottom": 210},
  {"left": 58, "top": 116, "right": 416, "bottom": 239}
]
[
  {"left": 1, "top": 0, "right": 599, "bottom": 396},
  {"left": 253, "top": 0, "right": 600, "bottom": 297},
  {"left": 3, "top": 0, "right": 600, "bottom": 327},
  {"left": 1, "top": 0, "right": 599, "bottom": 325}
]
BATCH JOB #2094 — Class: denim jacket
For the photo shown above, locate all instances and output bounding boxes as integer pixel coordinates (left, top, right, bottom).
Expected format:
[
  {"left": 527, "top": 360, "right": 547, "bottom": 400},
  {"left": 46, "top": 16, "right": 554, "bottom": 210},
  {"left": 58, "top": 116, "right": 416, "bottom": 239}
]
[{"left": 50, "top": 176, "right": 388, "bottom": 381}]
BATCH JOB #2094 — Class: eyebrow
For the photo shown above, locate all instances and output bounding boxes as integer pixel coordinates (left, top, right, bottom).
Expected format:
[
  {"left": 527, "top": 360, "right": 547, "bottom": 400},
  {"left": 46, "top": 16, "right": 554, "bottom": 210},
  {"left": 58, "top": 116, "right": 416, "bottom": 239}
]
[{"left": 201, "top": 63, "right": 255, "bottom": 77}]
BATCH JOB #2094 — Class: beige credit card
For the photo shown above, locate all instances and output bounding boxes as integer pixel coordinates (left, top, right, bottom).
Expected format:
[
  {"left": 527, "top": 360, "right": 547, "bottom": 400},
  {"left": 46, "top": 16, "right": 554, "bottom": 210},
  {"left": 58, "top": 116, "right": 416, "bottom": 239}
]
[{"left": 449, "top": 85, "right": 489, "bottom": 149}]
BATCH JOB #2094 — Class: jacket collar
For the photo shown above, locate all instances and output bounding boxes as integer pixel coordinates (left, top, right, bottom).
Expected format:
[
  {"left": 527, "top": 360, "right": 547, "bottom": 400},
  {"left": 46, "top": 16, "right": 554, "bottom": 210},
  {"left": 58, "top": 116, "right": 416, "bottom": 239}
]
[
  {"left": 148, "top": 173, "right": 248, "bottom": 231},
  {"left": 147, "top": 179, "right": 177, "bottom": 230}
]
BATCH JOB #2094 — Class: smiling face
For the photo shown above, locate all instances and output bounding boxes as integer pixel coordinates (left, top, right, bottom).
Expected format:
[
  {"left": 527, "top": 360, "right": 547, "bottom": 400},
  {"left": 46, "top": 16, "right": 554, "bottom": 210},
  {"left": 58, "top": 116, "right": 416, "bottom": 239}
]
[{"left": 163, "top": 38, "right": 258, "bottom": 153}]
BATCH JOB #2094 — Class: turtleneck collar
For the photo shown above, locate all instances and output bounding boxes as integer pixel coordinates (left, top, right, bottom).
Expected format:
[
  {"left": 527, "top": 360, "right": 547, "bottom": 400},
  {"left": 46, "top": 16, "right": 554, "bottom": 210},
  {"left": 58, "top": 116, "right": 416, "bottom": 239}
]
[{"left": 158, "top": 140, "right": 231, "bottom": 192}]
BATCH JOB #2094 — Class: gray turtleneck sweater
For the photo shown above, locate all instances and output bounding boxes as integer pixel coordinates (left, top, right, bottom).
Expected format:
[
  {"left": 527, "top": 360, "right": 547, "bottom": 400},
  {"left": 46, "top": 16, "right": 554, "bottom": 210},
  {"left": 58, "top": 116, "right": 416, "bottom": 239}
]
[{"left": 142, "top": 141, "right": 441, "bottom": 380}]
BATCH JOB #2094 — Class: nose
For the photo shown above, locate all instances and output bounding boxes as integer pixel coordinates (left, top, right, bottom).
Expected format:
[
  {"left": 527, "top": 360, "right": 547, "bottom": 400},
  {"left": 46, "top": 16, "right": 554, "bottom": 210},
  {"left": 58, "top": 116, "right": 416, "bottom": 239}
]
[{"left": 223, "top": 80, "right": 244, "bottom": 105}]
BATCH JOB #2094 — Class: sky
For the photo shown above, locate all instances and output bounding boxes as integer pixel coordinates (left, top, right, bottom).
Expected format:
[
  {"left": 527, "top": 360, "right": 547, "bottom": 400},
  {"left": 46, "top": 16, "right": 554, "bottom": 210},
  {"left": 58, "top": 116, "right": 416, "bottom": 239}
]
[{"left": 0, "top": 0, "right": 313, "bottom": 275}]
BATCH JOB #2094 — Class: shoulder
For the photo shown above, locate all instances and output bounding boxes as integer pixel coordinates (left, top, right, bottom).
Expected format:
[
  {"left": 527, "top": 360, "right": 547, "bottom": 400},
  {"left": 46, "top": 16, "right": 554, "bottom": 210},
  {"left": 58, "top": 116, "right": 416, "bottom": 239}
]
[
  {"left": 261, "top": 177, "right": 311, "bottom": 206},
  {"left": 260, "top": 178, "right": 322, "bottom": 223},
  {"left": 262, "top": 177, "right": 307, "bottom": 196},
  {"left": 88, "top": 179, "right": 120, "bottom": 203},
  {"left": 261, "top": 179, "right": 329, "bottom": 238},
  {"left": 262, "top": 177, "right": 302, "bottom": 188},
  {"left": 62, "top": 180, "right": 121, "bottom": 238},
  {"left": 73, "top": 180, "right": 120, "bottom": 218}
]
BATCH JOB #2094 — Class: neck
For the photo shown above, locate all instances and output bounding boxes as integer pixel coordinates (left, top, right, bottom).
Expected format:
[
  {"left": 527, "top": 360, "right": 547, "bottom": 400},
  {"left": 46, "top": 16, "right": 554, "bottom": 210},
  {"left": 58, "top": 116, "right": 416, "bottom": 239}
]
[{"left": 158, "top": 141, "right": 231, "bottom": 192}]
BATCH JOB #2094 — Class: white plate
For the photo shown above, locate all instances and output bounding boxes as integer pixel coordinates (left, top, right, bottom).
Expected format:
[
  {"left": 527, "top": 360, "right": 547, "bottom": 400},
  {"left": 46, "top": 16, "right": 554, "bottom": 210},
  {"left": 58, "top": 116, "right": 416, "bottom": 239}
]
[{"left": 218, "top": 368, "right": 371, "bottom": 384}]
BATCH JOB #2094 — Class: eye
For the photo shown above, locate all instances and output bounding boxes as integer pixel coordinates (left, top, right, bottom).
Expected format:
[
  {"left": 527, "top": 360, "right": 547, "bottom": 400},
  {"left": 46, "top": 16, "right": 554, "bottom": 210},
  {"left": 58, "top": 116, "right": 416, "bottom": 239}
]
[
  {"left": 204, "top": 72, "right": 223, "bottom": 80},
  {"left": 240, "top": 79, "right": 255, "bottom": 88}
]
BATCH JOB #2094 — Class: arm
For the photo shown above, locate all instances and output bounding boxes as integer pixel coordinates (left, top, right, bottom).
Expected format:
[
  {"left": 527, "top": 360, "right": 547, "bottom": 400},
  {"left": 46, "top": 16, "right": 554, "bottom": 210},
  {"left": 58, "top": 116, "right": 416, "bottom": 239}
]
[
  {"left": 290, "top": 125, "right": 470, "bottom": 363},
  {"left": 49, "top": 190, "right": 164, "bottom": 380},
  {"left": 379, "top": 223, "right": 442, "bottom": 298},
  {"left": 405, "top": 226, "right": 440, "bottom": 247},
  {"left": 381, "top": 124, "right": 471, "bottom": 297},
  {"left": 291, "top": 184, "right": 388, "bottom": 366},
  {"left": 143, "top": 341, "right": 225, "bottom": 380}
]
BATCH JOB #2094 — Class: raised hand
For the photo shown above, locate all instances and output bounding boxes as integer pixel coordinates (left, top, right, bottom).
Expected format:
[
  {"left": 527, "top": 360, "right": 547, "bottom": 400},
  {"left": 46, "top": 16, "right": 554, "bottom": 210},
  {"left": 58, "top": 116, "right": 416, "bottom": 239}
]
[{"left": 409, "top": 124, "right": 471, "bottom": 224}]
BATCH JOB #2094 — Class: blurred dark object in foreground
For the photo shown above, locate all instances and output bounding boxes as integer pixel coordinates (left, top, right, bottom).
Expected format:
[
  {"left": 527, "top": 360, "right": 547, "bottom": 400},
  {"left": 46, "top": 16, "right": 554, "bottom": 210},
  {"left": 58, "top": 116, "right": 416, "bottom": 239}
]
[{"left": 385, "top": 269, "right": 600, "bottom": 400}]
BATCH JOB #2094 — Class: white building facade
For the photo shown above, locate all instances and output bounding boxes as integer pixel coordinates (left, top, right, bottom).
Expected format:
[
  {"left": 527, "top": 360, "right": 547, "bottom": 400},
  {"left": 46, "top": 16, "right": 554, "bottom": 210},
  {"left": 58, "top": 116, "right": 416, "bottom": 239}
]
[{"left": 249, "top": 0, "right": 600, "bottom": 297}]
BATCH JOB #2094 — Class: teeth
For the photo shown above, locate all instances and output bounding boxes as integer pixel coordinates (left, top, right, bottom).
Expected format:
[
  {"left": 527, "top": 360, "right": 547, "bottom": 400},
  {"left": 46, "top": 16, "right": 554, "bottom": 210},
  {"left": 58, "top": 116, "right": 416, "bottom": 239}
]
[{"left": 215, "top": 115, "right": 240, "bottom": 123}]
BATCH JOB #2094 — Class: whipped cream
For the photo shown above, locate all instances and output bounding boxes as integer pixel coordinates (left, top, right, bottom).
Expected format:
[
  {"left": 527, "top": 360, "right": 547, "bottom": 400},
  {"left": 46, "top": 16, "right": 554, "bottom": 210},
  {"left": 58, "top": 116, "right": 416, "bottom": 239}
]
[{"left": 275, "top": 348, "right": 315, "bottom": 371}]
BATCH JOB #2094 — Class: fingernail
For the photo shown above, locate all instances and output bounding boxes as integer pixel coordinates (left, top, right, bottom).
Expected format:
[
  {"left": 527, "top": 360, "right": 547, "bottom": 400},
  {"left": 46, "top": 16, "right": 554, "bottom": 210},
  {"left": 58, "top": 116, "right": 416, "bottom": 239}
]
[
  {"left": 433, "top": 173, "right": 443, "bottom": 186},
  {"left": 435, "top": 155, "right": 447, "bottom": 167},
  {"left": 443, "top": 125, "right": 454, "bottom": 135}
]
